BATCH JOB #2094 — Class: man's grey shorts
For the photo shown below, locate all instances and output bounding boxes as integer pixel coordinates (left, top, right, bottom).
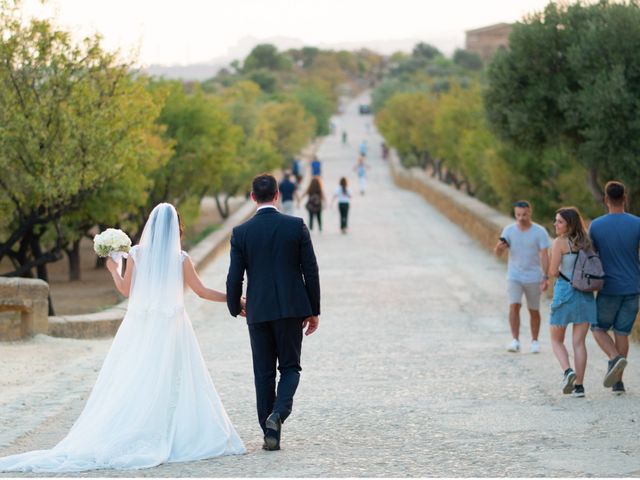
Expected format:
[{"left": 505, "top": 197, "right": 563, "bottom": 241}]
[{"left": 507, "top": 280, "right": 541, "bottom": 310}]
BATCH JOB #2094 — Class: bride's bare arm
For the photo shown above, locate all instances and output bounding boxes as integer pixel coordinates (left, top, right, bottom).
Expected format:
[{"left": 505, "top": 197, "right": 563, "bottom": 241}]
[
  {"left": 106, "top": 257, "right": 134, "bottom": 297},
  {"left": 183, "top": 256, "right": 226, "bottom": 302}
]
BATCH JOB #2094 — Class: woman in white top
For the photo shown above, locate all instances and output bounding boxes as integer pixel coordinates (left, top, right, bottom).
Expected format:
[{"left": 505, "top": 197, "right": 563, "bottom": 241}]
[
  {"left": 331, "top": 177, "right": 352, "bottom": 234},
  {"left": 0, "top": 203, "right": 245, "bottom": 473}
]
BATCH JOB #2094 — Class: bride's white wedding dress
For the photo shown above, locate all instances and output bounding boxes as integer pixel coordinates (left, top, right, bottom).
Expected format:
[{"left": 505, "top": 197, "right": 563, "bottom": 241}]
[{"left": 0, "top": 204, "right": 245, "bottom": 473}]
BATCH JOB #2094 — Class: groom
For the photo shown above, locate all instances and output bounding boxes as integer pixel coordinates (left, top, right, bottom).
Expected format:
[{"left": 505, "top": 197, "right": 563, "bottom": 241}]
[{"left": 226, "top": 173, "right": 320, "bottom": 451}]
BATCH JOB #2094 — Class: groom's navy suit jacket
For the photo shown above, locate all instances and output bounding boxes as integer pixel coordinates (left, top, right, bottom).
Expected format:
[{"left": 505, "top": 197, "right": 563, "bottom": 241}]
[{"left": 226, "top": 207, "right": 320, "bottom": 324}]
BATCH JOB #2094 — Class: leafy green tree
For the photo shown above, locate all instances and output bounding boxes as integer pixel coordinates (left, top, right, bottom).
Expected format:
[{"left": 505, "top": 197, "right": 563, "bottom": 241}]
[
  {"left": 212, "top": 80, "right": 280, "bottom": 218},
  {"left": 243, "top": 44, "right": 292, "bottom": 72},
  {"left": 255, "top": 100, "right": 315, "bottom": 164},
  {"left": 453, "top": 49, "right": 483, "bottom": 70},
  {"left": 140, "top": 81, "right": 242, "bottom": 235},
  {"left": 60, "top": 119, "right": 172, "bottom": 280},
  {"left": 0, "top": 6, "right": 164, "bottom": 308},
  {"left": 295, "top": 85, "right": 335, "bottom": 136},
  {"left": 485, "top": 1, "right": 640, "bottom": 211},
  {"left": 376, "top": 92, "right": 438, "bottom": 169},
  {"left": 412, "top": 42, "right": 442, "bottom": 61},
  {"left": 248, "top": 69, "right": 278, "bottom": 93}
]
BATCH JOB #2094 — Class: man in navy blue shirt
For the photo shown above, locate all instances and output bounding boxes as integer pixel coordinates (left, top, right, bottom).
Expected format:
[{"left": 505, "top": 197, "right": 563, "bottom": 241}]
[
  {"left": 311, "top": 156, "right": 321, "bottom": 177},
  {"left": 590, "top": 181, "right": 640, "bottom": 394},
  {"left": 278, "top": 172, "right": 298, "bottom": 215}
]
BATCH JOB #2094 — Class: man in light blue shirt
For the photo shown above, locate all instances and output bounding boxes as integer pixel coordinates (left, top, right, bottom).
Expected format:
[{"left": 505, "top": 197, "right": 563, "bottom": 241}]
[
  {"left": 495, "top": 201, "right": 551, "bottom": 354},
  {"left": 590, "top": 181, "right": 640, "bottom": 394}
]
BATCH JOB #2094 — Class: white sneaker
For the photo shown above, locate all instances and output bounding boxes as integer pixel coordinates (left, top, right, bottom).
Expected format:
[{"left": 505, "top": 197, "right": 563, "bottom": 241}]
[
  {"left": 507, "top": 339, "right": 520, "bottom": 353},
  {"left": 531, "top": 340, "right": 541, "bottom": 354}
]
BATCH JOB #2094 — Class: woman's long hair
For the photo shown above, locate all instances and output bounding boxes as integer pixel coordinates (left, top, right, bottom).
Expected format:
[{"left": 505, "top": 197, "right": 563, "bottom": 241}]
[
  {"left": 305, "top": 177, "right": 323, "bottom": 196},
  {"left": 339, "top": 177, "right": 348, "bottom": 195},
  {"left": 557, "top": 206, "right": 591, "bottom": 250}
]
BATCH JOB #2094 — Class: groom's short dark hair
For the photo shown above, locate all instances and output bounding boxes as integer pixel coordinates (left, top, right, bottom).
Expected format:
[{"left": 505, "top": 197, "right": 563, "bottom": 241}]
[{"left": 252, "top": 174, "right": 278, "bottom": 203}]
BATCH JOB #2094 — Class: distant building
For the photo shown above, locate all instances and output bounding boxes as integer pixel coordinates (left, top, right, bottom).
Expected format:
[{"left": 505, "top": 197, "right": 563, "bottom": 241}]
[{"left": 465, "top": 23, "right": 513, "bottom": 62}]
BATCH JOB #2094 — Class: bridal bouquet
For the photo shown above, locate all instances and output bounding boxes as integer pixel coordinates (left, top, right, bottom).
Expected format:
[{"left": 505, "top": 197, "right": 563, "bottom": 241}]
[{"left": 93, "top": 228, "right": 131, "bottom": 262}]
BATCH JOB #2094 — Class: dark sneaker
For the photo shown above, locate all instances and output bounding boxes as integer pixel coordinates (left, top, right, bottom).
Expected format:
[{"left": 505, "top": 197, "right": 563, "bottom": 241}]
[
  {"left": 612, "top": 381, "right": 626, "bottom": 395},
  {"left": 562, "top": 368, "right": 576, "bottom": 394},
  {"left": 572, "top": 384, "right": 585, "bottom": 398},
  {"left": 603, "top": 355, "right": 627, "bottom": 388}
]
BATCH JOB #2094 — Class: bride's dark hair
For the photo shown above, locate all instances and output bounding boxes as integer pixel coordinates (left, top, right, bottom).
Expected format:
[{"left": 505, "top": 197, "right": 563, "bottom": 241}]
[{"left": 176, "top": 212, "right": 185, "bottom": 239}]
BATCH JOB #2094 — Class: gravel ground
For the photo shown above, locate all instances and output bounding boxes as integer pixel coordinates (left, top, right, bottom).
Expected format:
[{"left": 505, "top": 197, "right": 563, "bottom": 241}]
[{"left": 1, "top": 94, "right": 639, "bottom": 477}]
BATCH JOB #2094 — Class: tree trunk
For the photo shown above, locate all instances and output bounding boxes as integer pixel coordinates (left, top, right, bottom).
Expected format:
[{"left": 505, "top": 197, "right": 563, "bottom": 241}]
[
  {"left": 224, "top": 195, "right": 231, "bottom": 218},
  {"left": 586, "top": 167, "right": 604, "bottom": 207},
  {"left": 30, "top": 234, "right": 55, "bottom": 316},
  {"left": 214, "top": 193, "right": 230, "bottom": 219},
  {"left": 14, "top": 234, "right": 33, "bottom": 278},
  {"left": 433, "top": 159, "right": 443, "bottom": 180},
  {"left": 66, "top": 238, "right": 81, "bottom": 281}
]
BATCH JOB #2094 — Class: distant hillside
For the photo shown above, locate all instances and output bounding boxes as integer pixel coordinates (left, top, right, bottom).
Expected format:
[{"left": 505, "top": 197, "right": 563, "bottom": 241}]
[
  {"left": 141, "top": 34, "right": 463, "bottom": 81},
  {"left": 144, "top": 62, "right": 225, "bottom": 80}
]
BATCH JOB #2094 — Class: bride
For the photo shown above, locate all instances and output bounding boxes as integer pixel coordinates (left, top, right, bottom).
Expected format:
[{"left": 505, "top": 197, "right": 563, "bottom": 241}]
[{"left": 0, "top": 203, "right": 245, "bottom": 472}]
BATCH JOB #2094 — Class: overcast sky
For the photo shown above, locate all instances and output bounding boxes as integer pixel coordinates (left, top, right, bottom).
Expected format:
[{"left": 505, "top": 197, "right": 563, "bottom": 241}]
[{"left": 21, "top": 0, "right": 553, "bottom": 66}]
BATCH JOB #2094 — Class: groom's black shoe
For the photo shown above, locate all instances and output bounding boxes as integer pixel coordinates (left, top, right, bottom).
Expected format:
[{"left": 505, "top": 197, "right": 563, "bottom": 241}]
[{"left": 263, "top": 412, "right": 281, "bottom": 451}]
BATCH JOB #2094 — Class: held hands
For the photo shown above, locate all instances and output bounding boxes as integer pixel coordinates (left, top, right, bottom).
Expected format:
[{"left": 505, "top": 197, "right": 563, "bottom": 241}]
[{"left": 302, "top": 316, "right": 319, "bottom": 336}]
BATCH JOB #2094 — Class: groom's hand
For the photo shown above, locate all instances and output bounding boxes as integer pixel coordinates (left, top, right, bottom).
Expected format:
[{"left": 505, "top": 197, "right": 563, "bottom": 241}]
[
  {"left": 302, "top": 316, "right": 319, "bottom": 336},
  {"left": 239, "top": 297, "right": 247, "bottom": 317}
]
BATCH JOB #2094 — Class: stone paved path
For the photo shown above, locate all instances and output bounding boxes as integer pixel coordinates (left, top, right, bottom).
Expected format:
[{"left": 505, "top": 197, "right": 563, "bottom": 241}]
[{"left": 1, "top": 94, "right": 640, "bottom": 477}]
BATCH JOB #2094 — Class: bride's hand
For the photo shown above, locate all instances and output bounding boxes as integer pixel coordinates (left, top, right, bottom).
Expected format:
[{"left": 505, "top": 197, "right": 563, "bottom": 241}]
[{"left": 106, "top": 257, "right": 119, "bottom": 274}]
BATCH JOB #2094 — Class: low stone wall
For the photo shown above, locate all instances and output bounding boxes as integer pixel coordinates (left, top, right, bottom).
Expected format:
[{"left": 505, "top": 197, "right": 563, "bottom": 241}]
[
  {"left": 0, "top": 278, "right": 49, "bottom": 340},
  {"left": 388, "top": 151, "right": 512, "bottom": 254}
]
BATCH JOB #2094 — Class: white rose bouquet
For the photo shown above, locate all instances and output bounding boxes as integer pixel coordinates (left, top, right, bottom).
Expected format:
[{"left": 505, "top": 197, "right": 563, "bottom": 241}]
[{"left": 93, "top": 228, "right": 132, "bottom": 263}]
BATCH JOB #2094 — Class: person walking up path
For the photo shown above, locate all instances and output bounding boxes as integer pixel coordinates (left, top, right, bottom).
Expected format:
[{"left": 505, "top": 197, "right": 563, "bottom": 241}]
[
  {"left": 548, "top": 207, "right": 597, "bottom": 398},
  {"left": 353, "top": 155, "right": 370, "bottom": 195},
  {"left": 494, "top": 200, "right": 550, "bottom": 353},
  {"left": 299, "top": 177, "right": 326, "bottom": 232},
  {"left": 331, "top": 177, "right": 352, "bottom": 234},
  {"left": 278, "top": 172, "right": 298, "bottom": 216},
  {"left": 589, "top": 181, "right": 640, "bottom": 394},
  {"left": 311, "top": 156, "right": 322, "bottom": 177},
  {"left": 358, "top": 140, "right": 367, "bottom": 157}
]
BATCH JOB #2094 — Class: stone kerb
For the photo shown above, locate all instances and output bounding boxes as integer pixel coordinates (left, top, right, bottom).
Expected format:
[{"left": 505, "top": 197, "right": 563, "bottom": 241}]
[
  {"left": 47, "top": 200, "right": 257, "bottom": 339},
  {"left": 388, "top": 150, "right": 512, "bottom": 255},
  {"left": 0, "top": 277, "right": 49, "bottom": 340}
]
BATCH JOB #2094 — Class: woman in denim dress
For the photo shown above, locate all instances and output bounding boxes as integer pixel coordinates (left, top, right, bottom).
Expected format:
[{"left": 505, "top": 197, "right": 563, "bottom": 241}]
[{"left": 549, "top": 207, "right": 597, "bottom": 398}]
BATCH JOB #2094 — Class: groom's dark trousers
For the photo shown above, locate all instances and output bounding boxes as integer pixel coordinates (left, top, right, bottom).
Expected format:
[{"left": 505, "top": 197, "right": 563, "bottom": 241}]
[{"left": 226, "top": 207, "right": 320, "bottom": 433}]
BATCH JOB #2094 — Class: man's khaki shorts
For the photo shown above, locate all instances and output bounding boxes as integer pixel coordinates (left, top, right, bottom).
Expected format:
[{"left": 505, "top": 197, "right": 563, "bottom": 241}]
[{"left": 507, "top": 280, "right": 541, "bottom": 310}]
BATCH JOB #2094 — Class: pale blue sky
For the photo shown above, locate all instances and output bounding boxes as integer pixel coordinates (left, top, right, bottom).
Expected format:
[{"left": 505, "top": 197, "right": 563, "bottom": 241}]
[{"left": 22, "top": 0, "right": 553, "bottom": 66}]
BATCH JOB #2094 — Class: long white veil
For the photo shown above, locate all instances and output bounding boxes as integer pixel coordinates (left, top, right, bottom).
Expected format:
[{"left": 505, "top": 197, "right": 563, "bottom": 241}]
[{"left": 128, "top": 203, "right": 184, "bottom": 313}]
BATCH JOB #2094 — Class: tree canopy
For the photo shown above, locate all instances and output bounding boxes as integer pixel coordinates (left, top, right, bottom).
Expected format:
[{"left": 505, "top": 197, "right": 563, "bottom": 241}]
[{"left": 485, "top": 1, "right": 640, "bottom": 208}]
